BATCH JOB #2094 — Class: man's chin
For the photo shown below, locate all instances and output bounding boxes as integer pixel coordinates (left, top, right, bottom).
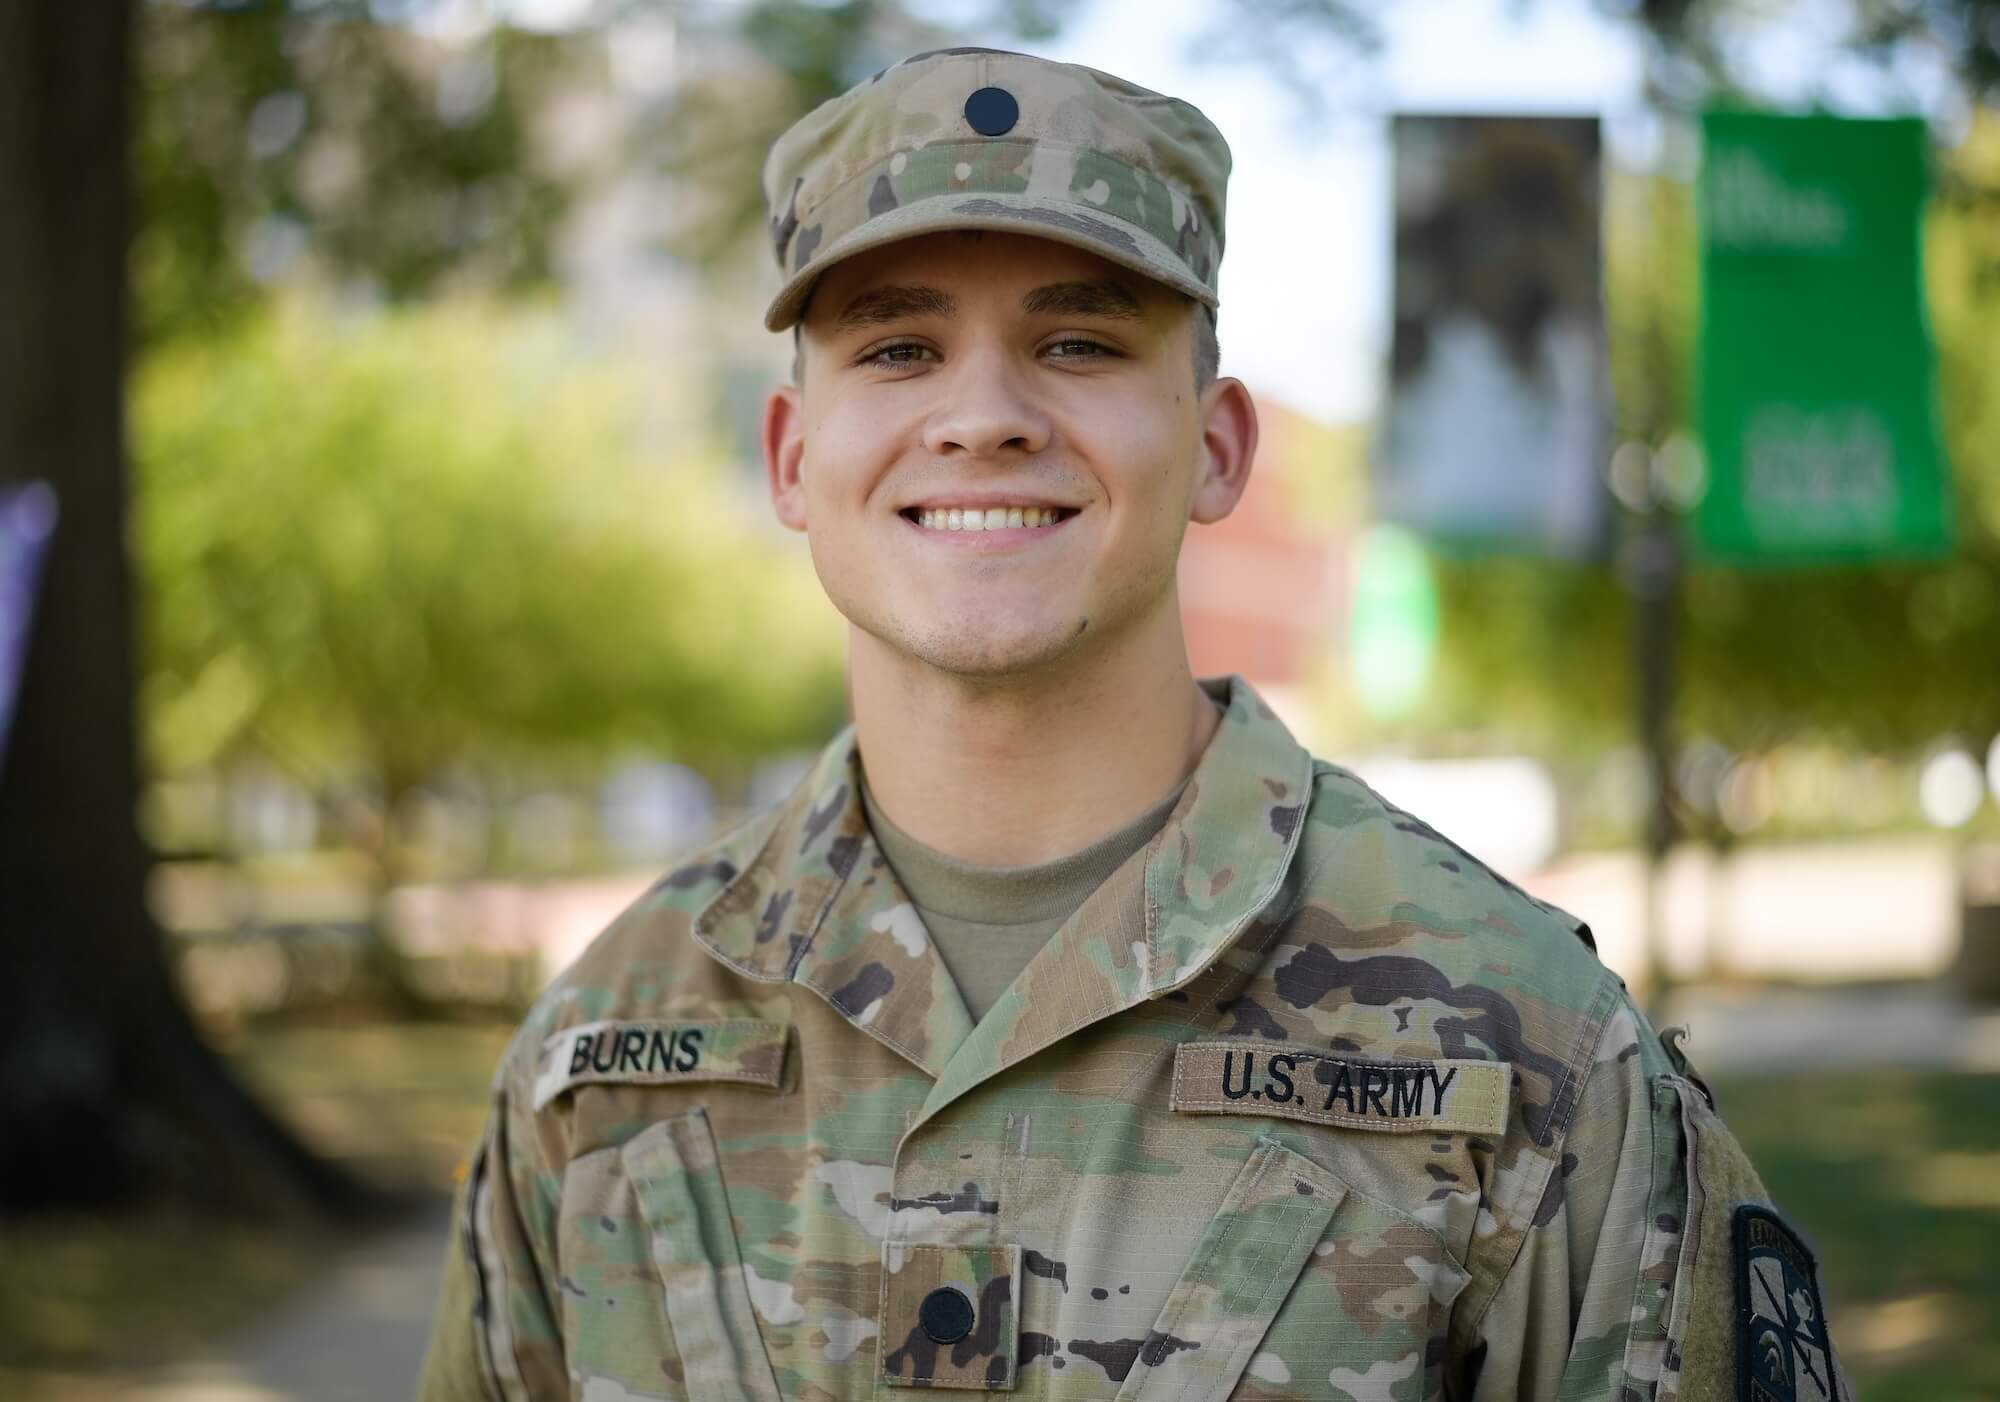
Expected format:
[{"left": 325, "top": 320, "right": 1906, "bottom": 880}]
[{"left": 888, "top": 617, "right": 1092, "bottom": 681}]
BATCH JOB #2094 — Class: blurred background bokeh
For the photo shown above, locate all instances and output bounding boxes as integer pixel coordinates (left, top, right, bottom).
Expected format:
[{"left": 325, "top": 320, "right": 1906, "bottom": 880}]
[{"left": 4, "top": 0, "right": 2000, "bottom": 1398}]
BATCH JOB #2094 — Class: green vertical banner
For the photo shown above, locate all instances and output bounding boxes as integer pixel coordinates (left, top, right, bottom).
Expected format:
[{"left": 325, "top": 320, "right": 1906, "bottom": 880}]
[{"left": 1696, "top": 111, "right": 1950, "bottom": 562}]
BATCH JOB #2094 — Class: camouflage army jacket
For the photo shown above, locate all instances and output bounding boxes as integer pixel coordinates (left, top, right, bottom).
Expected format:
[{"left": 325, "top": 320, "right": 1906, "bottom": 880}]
[{"left": 420, "top": 676, "right": 1849, "bottom": 1402}]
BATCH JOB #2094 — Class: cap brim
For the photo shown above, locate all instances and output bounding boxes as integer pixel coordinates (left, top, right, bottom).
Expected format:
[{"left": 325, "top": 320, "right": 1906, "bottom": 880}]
[{"left": 763, "top": 190, "right": 1218, "bottom": 332}]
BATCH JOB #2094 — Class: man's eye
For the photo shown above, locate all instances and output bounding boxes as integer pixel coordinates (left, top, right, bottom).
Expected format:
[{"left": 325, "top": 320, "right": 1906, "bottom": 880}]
[
  {"left": 1046, "top": 338, "right": 1113, "bottom": 359},
  {"left": 862, "top": 342, "right": 935, "bottom": 368}
]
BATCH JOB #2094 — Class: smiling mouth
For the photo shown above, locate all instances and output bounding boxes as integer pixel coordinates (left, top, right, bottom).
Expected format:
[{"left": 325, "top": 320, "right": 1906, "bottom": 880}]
[{"left": 899, "top": 506, "right": 1079, "bottom": 532}]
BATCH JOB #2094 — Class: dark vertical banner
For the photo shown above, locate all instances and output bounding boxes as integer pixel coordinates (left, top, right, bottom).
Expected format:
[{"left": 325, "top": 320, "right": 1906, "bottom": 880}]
[
  {"left": 0, "top": 482, "right": 56, "bottom": 763},
  {"left": 1696, "top": 111, "right": 1950, "bottom": 562},
  {"left": 1377, "top": 115, "right": 1610, "bottom": 557}
]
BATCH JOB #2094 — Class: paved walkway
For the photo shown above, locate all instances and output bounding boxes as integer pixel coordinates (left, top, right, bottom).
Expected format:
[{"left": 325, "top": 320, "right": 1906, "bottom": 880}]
[
  {"left": 54, "top": 1202, "right": 455, "bottom": 1402},
  {"left": 1662, "top": 981, "right": 2000, "bottom": 1075}
]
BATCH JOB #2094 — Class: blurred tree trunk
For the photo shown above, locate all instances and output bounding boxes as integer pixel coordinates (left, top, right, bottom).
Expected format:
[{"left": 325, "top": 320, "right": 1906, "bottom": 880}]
[{"left": 0, "top": 0, "right": 368, "bottom": 1222}]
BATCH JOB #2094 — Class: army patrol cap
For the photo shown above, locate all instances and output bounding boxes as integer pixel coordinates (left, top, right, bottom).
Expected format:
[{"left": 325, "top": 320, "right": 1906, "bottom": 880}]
[{"left": 760, "top": 48, "right": 1232, "bottom": 332}]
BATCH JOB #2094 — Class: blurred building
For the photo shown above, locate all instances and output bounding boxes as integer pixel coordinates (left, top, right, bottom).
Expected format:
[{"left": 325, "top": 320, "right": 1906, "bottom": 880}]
[{"left": 1179, "top": 394, "right": 1350, "bottom": 742}]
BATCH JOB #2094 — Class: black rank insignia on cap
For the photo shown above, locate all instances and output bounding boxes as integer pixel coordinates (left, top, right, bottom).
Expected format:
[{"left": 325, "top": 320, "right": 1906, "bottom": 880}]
[
  {"left": 963, "top": 86, "right": 1019, "bottom": 136},
  {"left": 1734, "top": 1204, "right": 1838, "bottom": 1402}
]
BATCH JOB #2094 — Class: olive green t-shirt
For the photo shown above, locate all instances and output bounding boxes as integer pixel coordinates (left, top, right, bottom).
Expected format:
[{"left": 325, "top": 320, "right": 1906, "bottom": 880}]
[{"left": 858, "top": 771, "right": 1190, "bottom": 1023}]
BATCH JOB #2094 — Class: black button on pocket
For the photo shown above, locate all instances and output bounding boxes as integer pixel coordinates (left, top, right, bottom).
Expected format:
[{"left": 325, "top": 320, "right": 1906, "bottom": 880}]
[{"left": 918, "top": 1285, "right": 975, "bottom": 1344}]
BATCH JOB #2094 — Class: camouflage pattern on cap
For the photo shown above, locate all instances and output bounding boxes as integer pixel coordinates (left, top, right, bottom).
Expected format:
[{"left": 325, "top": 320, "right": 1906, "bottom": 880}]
[{"left": 760, "top": 48, "right": 1231, "bottom": 331}]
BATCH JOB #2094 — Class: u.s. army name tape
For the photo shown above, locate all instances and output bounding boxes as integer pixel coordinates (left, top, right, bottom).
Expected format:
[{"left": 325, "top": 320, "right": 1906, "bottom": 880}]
[{"left": 1171, "top": 1041, "right": 1510, "bottom": 1135}]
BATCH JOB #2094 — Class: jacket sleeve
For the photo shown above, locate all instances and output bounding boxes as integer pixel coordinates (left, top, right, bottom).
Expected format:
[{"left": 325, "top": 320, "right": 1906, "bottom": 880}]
[
  {"left": 1464, "top": 998, "right": 1852, "bottom": 1402},
  {"left": 416, "top": 1054, "right": 570, "bottom": 1401}
]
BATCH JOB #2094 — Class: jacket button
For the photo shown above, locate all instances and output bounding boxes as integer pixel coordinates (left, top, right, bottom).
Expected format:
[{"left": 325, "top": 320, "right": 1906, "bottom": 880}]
[{"left": 918, "top": 1285, "right": 975, "bottom": 1344}]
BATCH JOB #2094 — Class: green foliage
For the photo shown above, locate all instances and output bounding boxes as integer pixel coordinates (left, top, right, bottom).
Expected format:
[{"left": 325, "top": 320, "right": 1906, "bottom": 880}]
[
  {"left": 127, "top": 0, "right": 2000, "bottom": 343},
  {"left": 1714, "top": 1068, "right": 2000, "bottom": 1402},
  {"left": 638, "top": 0, "right": 966, "bottom": 269},
  {"left": 132, "top": 294, "right": 846, "bottom": 792},
  {"left": 135, "top": 1, "right": 584, "bottom": 348},
  {"left": 1425, "top": 555, "right": 1633, "bottom": 752},
  {"left": 1618, "top": 0, "right": 2000, "bottom": 107}
]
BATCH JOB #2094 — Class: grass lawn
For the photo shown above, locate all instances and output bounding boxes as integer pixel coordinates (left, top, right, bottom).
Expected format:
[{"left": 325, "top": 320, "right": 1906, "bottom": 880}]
[
  {"left": 219, "top": 1015, "right": 519, "bottom": 1193},
  {"left": 2, "top": 1021, "right": 1995, "bottom": 1398},
  {"left": 1713, "top": 1069, "right": 2000, "bottom": 1402}
]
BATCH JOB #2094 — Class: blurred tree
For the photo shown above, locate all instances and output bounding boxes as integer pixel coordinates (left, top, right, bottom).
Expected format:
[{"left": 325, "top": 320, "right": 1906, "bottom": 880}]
[
  {"left": 638, "top": 0, "right": 981, "bottom": 268},
  {"left": 133, "top": 292, "right": 844, "bottom": 860},
  {"left": 128, "top": 0, "right": 1393, "bottom": 310},
  {"left": 0, "top": 0, "right": 370, "bottom": 1221},
  {"left": 135, "top": 0, "right": 583, "bottom": 349},
  {"left": 1613, "top": 0, "right": 2000, "bottom": 106},
  {"left": 129, "top": 0, "right": 2000, "bottom": 332}
]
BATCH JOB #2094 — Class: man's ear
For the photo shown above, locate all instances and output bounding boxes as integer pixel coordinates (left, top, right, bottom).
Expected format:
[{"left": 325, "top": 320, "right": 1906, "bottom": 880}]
[
  {"left": 762, "top": 382, "right": 808, "bottom": 532},
  {"left": 1188, "top": 377, "right": 1258, "bottom": 525}
]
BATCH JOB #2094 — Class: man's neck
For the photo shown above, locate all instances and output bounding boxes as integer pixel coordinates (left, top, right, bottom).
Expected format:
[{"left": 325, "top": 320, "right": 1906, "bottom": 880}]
[{"left": 848, "top": 612, "right": 1222, "bottom": 867}]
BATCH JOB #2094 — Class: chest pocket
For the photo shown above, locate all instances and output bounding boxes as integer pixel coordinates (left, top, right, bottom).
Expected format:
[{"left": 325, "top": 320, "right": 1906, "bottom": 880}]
[
  {"left": 557, "top": 1109, "right": 785, "bottom": 1402},
  {"left": 1116, "top": 1137, "right": 1469, "bottom": 1402},
  {"left": 623, "top": 1109, "right": 786, "bottom": 1402}
]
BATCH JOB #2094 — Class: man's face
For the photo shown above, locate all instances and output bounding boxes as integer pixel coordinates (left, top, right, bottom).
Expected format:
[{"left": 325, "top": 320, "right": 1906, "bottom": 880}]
[{"left": 766, "top": 230, "right": 1228, "bottom": 681}]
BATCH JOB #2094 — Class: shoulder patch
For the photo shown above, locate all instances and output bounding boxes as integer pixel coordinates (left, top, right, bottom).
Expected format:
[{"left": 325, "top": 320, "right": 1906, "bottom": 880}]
[
  {"left": 531, "top": 1019, "right": 791, "bottom": 1110},
  {"left": 1170, "top": 1041, "right": 1510, "bottom": 1135},
  {"left": 1734, "top": 1203, "right": 1839, "bottom": 1402}
]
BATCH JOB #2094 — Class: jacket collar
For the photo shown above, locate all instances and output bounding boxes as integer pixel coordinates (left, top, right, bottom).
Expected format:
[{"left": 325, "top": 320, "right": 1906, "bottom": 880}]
[{"left": 692, "top": 675, "right": 1315, "bottom": 1086}]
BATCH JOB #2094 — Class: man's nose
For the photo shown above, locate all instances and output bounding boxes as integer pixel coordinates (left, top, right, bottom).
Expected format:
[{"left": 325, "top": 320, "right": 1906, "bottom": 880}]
[{"left": 920, "top": 344, "right": 1051, "bottom": 460}]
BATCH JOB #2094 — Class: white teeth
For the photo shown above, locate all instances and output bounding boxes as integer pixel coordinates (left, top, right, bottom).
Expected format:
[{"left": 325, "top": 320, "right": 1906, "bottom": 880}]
[{"left": 913, "top": 506, "right": 1068, "bottom": 532}]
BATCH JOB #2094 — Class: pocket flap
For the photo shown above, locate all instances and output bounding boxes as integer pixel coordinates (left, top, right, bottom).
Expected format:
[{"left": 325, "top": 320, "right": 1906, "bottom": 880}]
[
  {"left": 1114, "top": 1138, "right": 1346, "bottom": 1402},
  {"left": 622, "top": 1109, "right": 784, "bottom": 1402}
]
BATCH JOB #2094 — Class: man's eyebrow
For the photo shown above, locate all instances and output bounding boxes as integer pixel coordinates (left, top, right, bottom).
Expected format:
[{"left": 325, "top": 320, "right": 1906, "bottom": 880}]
[
  {"left": 833, "top": 285, "right": 957, "bottom": 330},
  {"left": 1020, "top": 279, "right": 1145, "bottom": 320}
]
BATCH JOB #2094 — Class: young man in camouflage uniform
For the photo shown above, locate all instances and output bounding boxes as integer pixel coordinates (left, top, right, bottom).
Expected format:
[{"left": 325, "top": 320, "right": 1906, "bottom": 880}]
[{"left": 419, "top": 49, "right": 1848, "bottom": 1402}]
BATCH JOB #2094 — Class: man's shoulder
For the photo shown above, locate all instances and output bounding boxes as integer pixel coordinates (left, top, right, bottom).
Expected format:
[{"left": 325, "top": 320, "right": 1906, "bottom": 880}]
[
  {"left": 1283, "top": 756, "right": 1614, "bottom": 1016},
  {"left": 493, "top": 802, "right": 791, "bottom": 1088}
]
